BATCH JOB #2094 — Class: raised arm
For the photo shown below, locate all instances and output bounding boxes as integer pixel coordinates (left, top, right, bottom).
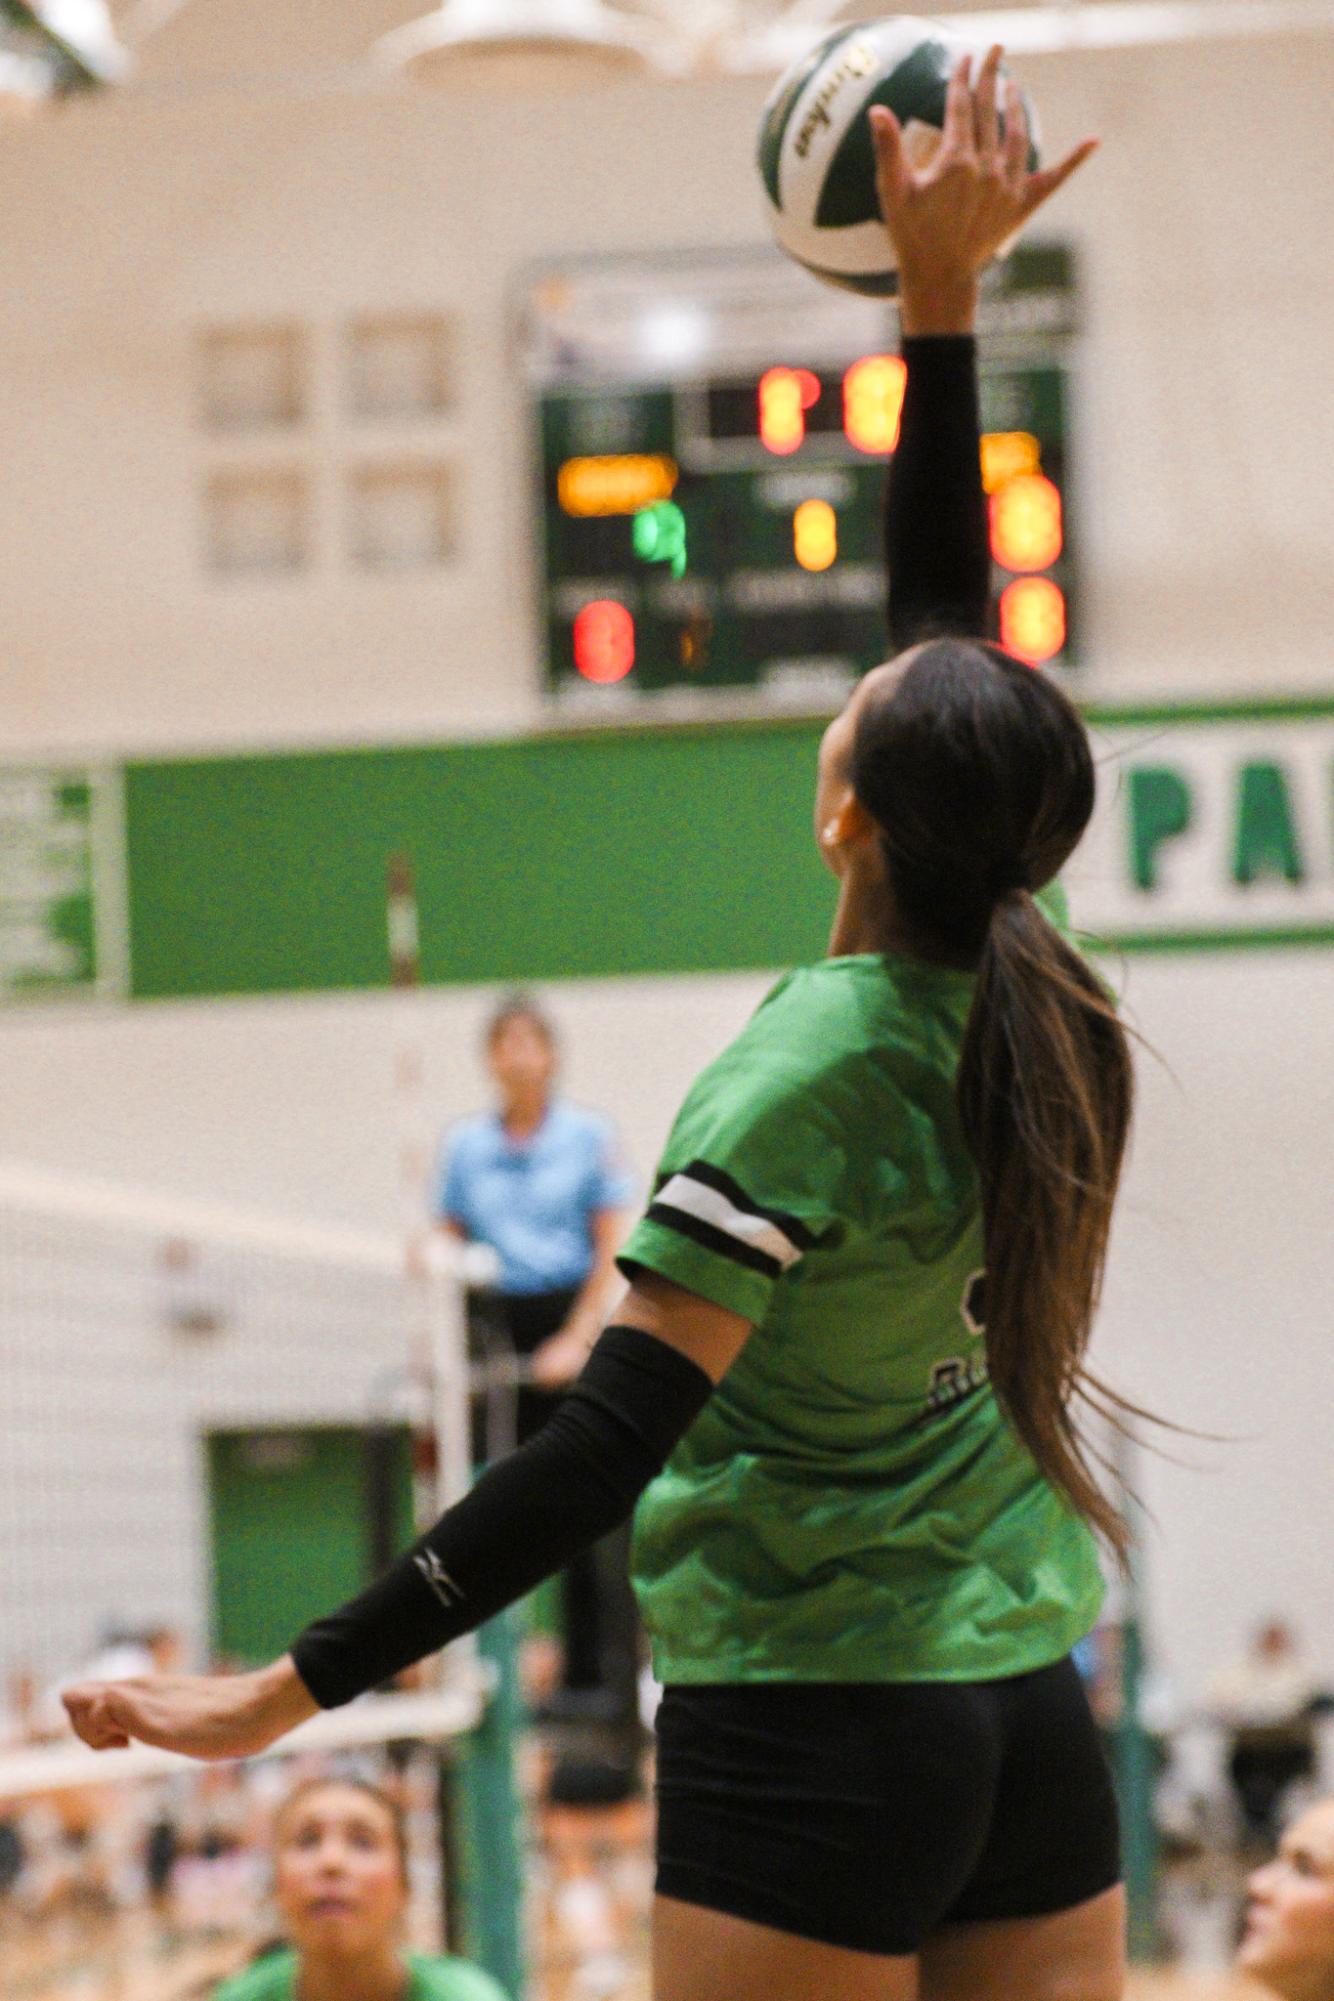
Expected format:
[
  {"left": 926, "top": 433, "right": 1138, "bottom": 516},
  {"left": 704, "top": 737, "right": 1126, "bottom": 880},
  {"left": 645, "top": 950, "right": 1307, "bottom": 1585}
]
[
  {"left": 885, "top": 323, "right": 989, "bottom": 648},
  {"left": 870, "top": 49, "right": 1097, "bottom": 650}
]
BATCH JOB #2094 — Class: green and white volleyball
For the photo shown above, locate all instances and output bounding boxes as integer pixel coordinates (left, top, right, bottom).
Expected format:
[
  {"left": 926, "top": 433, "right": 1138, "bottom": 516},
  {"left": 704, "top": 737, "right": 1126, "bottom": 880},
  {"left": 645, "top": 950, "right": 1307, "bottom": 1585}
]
[{"left": 757, "top": 17, "right": 1040, "bottom": 296}]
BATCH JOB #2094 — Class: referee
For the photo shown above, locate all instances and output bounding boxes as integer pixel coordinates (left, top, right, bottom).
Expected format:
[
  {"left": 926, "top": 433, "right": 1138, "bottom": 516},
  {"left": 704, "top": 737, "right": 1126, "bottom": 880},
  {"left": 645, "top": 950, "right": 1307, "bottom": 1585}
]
[
  {"left": 68, "top": 53, "right": 1125, "bottom": 2001},
  {"left": 437, "top": 992, "right": 636, "bottom": 1711}
]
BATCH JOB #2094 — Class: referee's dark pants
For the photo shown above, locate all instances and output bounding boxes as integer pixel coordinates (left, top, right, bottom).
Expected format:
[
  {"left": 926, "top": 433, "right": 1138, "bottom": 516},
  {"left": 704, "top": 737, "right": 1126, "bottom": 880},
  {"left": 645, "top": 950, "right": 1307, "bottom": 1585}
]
[{"left": 469, "top": 1286, "right": 640, "bottom": 1708}]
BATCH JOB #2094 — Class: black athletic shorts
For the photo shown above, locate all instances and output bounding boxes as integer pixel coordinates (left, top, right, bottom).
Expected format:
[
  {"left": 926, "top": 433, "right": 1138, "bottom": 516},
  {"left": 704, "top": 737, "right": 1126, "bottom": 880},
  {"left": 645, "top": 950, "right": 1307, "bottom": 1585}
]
[{"left": 654, "top": 1655, "right": 1121, "bottom": 1956}]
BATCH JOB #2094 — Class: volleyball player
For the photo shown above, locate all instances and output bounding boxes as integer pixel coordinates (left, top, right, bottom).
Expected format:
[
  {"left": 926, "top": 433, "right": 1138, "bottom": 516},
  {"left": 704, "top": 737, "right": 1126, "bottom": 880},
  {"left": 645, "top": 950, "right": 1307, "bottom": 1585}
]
[
  {"left": 1238, "top": 1798, "right": 1334, "bottom": 2001},
  {"left": 67, "top": 52, "right": 1123, "bottom": 2001},
  {"left": 211, "top": 1777, "right": 507, "bottom": 2001}
]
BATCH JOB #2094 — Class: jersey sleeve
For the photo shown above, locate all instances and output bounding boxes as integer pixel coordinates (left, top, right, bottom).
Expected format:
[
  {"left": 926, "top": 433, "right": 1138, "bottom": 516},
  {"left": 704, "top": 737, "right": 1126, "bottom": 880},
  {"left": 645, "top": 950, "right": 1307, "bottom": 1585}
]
[{"left": 617, "top": 1032, "right": 849, "bottom": 1325}]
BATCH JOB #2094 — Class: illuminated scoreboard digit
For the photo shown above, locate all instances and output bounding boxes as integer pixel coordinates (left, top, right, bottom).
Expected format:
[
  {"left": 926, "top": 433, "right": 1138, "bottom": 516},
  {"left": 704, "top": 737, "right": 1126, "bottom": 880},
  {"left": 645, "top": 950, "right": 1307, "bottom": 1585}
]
[{"left": 527, "top": 246, "right": 1080, "bottom": 712}]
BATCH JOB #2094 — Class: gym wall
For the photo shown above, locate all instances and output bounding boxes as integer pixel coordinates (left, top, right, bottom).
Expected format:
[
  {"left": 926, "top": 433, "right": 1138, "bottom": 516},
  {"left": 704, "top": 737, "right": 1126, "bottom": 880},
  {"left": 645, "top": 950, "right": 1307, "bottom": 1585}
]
[{"left": 0, "top": 8, "right": 1330, "bottom": 1702}]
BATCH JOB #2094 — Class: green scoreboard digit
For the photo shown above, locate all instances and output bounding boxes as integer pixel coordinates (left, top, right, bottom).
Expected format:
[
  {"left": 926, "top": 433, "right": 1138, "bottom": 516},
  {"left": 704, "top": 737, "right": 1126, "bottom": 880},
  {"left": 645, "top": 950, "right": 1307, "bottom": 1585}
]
[{"left": 526, "top": 245, "right": 1080, "bottom": 715}]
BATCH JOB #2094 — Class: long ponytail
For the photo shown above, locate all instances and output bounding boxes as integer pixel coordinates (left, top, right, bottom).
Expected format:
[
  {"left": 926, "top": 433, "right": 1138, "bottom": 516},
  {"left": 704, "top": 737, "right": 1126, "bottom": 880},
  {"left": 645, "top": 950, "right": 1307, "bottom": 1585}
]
[
  {"left": 850, "top": 638, "right": 1135, "bottom": 1554},
  {"left": 958, "top": 889, "right": 1133, "bottom": 1554}
]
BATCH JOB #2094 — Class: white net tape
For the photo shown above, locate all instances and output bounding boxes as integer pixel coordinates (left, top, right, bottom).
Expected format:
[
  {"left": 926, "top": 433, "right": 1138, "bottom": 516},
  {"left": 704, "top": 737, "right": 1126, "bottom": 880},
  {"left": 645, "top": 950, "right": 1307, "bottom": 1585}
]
[
  {"left": 0, "top": 1158, "right": 481, "bottom": 1698},
  {"left": 0, "top": 1162, "right": 496, "bottom": 1986}
]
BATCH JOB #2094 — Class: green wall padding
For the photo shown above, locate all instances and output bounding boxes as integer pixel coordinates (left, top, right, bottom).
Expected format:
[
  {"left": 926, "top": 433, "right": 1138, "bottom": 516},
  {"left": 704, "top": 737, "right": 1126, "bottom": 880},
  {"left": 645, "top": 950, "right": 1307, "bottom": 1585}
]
[
  {"left": 207, "top": 1427, "right": 414, "bottom": 1666},
  {"left": 125, "top": 723, "right": 836, "bottom": 1000}
]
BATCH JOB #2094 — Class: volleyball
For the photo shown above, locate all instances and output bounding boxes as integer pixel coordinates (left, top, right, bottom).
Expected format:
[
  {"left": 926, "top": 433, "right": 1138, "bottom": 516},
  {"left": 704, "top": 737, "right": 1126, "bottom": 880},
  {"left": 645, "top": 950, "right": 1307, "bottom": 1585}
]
[{"left": 757, "top": 17, "right": 1041, "bottom": 296}]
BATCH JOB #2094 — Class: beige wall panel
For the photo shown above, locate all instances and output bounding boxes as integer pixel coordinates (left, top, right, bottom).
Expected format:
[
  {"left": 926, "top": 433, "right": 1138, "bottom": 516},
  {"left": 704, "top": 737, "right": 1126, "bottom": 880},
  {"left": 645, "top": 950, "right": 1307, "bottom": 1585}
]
[{"left": 0, "top": 34, "right": 1332, "bottom": 752}]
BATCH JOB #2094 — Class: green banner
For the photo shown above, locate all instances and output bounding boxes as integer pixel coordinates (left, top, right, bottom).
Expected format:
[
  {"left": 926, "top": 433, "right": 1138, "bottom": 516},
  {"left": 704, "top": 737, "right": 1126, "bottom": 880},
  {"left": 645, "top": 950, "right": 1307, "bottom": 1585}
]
[
  {"left": 0, "top": 767, "right": 124, "bottom": 1000},
  {"left": 123, "top": 724, "right": 836, "bottom": 1000},
  {"left": 4, "top": 697, "right": 1330, "bottom": 1008}
]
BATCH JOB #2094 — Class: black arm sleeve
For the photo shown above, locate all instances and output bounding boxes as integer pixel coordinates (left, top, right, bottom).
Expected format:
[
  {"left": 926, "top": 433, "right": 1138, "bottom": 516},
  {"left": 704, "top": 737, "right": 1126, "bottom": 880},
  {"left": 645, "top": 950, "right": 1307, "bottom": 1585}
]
[
  {"left": 291, "top": 1325, "right": 714, "bottom": 1710},
  {"left": 885, "top": 334, "right": 991, "bottom": 650}
]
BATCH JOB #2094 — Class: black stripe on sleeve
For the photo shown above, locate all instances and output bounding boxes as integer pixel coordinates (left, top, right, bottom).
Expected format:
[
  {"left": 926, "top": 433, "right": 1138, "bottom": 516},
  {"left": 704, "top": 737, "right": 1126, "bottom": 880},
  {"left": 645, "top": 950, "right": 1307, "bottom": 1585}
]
[
  {"left": 643, "top": 1201, "right": 784, "bottom": 1279},
  {"left": 657, "top": 1159, "right": 823, "bottom": 1252}
]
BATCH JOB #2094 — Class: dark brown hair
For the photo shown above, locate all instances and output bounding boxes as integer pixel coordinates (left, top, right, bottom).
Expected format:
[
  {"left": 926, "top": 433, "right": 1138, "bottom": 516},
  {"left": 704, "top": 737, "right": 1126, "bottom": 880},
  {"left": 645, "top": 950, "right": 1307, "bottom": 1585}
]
[{"left": 850, "top": 638, "right": 1134, "bottom": 1554}]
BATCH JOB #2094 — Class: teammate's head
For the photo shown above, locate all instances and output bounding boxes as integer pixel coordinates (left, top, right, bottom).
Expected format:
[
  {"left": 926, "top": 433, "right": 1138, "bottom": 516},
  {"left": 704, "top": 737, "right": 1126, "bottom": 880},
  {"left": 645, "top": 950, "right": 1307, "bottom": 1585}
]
[
  {"left": 271, "top": 1777, "right": 410, "bottom": 1955},
  {"left": 485, "top": 991, "right": 557, "bottom": 1103},
  {"left": 819, "top": 638, "right": 1134, "bottom": 1554},
  {"left": 1239, "top": 1800, "right": 1334, "bottom": 1999}
]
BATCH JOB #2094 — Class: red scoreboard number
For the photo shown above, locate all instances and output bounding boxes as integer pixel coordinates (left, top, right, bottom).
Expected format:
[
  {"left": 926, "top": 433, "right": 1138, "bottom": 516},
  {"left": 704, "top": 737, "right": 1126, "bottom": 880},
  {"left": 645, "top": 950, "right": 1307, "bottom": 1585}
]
[
  {"left": 565, "top": 351, "right": 1070, "bottom": 688},
  {"left": 573, "top": 599, "right": 636, "bottom": 684}
]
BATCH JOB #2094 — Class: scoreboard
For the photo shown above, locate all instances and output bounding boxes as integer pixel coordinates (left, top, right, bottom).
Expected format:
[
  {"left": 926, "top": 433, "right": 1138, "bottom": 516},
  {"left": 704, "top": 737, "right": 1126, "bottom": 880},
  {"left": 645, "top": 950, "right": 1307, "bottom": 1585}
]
[{"left": 526, "top": 244, "right": 1079, "bottom": 714}]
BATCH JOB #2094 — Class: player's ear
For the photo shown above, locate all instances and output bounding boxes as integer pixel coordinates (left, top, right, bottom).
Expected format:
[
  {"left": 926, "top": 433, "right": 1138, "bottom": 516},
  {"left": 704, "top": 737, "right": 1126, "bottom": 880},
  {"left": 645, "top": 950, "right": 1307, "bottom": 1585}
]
[{"left": 830, "top": 790, "right": 879, "bottom": 853}]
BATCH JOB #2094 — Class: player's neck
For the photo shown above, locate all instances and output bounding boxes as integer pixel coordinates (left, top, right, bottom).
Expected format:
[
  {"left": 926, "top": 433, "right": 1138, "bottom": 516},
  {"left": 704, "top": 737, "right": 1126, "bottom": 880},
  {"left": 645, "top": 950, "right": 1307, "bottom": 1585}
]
[
  {"left": 827, "top": 876, "right": 973, "bottom": 971},
  {"left": 295, "top": 1944, "right": 408, "bottom": 2001}
]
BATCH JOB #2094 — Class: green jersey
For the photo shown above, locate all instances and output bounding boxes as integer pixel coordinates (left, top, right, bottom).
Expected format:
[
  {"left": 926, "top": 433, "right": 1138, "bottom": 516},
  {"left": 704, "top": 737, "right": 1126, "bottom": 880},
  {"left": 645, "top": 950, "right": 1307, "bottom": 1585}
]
[
  {"left": 212, "top": 1949, "right": 508, "bottom": 2001},
  {"left": 618, "top": 948, "right": 1104, "bottom": 1686}
]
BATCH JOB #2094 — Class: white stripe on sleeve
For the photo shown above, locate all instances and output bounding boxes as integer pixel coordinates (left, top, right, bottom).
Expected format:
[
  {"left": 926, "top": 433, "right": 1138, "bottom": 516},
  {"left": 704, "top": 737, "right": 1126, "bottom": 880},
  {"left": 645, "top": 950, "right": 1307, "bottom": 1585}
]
[{"left": 654, "top": 1173, "right": 804, "bottom": 1271}]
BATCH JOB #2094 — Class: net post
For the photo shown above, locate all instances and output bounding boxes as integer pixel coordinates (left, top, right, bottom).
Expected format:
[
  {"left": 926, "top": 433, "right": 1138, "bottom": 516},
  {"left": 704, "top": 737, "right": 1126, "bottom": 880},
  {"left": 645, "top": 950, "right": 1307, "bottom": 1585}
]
[
  {"left": 387, "top": 853, "right": 527, "bottom": 1992},
  {"left": 456, "top": 1613, "right": 529, "bottom": 1999}
]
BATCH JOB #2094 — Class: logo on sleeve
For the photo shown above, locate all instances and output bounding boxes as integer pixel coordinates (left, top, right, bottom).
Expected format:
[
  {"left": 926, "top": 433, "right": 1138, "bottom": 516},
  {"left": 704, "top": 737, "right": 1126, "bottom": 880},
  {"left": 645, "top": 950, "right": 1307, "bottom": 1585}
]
[{"left": 414, "top": 1550, "right": 465, "bottom": 1611}]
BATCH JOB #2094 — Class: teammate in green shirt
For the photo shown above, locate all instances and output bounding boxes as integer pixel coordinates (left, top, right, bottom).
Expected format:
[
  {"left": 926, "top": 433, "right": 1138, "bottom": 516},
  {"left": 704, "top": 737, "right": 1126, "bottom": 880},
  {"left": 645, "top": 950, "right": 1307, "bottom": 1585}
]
[
  {"left": 210, "top": 1777, "right": 506, "bottom": 2001},
  {"left": 68, "top": 49, "right": 1129, "bottom": 2001}
]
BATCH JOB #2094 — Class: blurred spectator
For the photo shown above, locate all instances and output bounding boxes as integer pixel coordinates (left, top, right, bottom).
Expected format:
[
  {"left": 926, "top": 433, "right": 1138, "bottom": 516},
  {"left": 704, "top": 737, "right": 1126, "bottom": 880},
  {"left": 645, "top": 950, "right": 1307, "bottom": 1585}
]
[
  {"left": 211, "top": 1776, "right": 506, "bottom": 2000},
  {"left": 436, "top": 992, "right": 638, "bottom": 1719},
  {"left": 1208, "top": 1621, "right": 1320, "bottom": 1848},
  {"left": 1237, "top": 1797, "right": 1334, "bottom": 1998},
  {"left": 0, "top": 1670, "right": 37, "bottom": 1914}
]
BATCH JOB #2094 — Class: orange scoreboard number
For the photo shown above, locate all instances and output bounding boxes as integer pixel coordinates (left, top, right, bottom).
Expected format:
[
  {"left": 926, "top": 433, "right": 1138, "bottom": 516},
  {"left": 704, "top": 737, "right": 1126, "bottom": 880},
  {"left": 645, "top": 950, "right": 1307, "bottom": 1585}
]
[
  {"left": 1000, "top": 577, "right": 1067, "bottom": 665},
  {"left": 758, "top": 367, "right": 821, "bottom": 455},
  {"left": 843, "top": 355, "right": 907, "bottom": 455},
  {"left": 990, "top": 472, "right": 1063, "bottom": 573},
  {"left": 793, "top": 499, "right": 838, "bottom": 572}
]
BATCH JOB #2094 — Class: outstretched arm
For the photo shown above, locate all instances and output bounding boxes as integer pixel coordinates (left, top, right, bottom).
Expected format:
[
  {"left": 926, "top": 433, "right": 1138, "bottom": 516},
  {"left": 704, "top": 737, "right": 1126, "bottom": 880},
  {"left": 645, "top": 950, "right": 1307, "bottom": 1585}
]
[
  {"left": 871, "top": 48, "right": 1097, "bottom": 649},
  {"left": 63, "top": 1278, "right": 748, "bottom": 1757}
]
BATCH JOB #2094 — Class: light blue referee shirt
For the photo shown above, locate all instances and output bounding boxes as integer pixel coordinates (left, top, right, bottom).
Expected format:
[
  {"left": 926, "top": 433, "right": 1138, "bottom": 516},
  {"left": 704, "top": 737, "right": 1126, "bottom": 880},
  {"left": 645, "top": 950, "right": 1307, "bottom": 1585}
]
[{"left": 436, "top": 1100, "right": 636, "bottom": 1297}]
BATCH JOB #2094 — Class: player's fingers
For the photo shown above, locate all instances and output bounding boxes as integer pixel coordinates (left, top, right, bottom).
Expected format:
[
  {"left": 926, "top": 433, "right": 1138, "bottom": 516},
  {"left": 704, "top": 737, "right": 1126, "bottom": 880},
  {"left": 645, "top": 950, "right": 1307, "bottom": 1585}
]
[
  {"left": 973, "top": 44, "right": 1004, "bottom": 161},
  {"left": 63, "top": 1684, "right": 130, "bottom": 1751},
  {"left": 942, "top": 53, "right": 976, "bottom": 160},
  {"left": 1023, "top": 136, "right": 1100, "bottom": 213},
  {"left": 1003, "top": 78, "right": 1029, "bottom": 185},
  {"left": 868, "top": 103, "right": 906, "bottom": 214}
]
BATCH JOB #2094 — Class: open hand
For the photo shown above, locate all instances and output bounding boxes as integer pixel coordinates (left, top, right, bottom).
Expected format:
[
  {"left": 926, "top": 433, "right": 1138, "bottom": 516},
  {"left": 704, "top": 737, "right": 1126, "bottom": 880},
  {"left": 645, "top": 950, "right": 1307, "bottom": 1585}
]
[
  {"left": 871, "top": 45, "right": 1097, "bottom": 297},
  {"left": 63, "top": 1655, "right": 316, "bottom": 1762}
]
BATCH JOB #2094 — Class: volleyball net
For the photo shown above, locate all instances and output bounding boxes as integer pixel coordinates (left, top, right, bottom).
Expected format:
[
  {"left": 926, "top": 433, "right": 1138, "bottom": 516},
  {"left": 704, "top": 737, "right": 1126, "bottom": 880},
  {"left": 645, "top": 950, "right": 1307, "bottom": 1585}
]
[
  {"left": 0, "top": 1157, "right": 485, "bottom": 1691},
  {"left": 0, "top": 1158, "right": 525, "bottom": 1990}
]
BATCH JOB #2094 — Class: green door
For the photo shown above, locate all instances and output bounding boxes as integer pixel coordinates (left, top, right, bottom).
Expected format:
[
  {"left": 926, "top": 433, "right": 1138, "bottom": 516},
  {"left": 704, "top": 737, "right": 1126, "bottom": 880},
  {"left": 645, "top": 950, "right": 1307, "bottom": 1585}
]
[{"left": 207, "top": 1426, "right": 414, "bottom": 1666}]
